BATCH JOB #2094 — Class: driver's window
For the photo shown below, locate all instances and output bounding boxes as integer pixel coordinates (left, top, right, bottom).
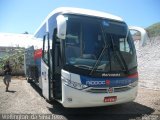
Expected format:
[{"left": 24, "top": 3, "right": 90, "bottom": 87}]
[
  {"left": 66, "top": 20, "right": 80, "bottom": 46},
  {"left": 65, "top": 20, "right": 81, "bottom": 60}
]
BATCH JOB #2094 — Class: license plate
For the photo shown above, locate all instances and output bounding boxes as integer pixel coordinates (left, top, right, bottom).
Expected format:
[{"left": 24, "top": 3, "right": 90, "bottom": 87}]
[{"left": 104, "top": 96, "right": 117, "bottom": 102}]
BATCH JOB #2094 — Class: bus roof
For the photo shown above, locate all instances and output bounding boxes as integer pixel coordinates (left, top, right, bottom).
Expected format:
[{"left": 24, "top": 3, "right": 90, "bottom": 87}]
[{"left": 34, "top": 7, "right": 124, "bottom": 36}]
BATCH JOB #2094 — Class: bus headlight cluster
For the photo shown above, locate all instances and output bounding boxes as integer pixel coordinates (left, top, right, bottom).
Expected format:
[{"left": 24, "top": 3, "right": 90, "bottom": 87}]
[{"left": 62, "top": 77, "right": 88, "bottom": 90}]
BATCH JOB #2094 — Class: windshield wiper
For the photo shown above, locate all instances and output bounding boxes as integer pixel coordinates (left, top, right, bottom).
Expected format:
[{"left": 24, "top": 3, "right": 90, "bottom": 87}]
[
  {"left": 74, "top": 64, "right": 92, "bottom": 70},
  {"left": 90, "top": 23, "right": 114, "bottom": 75},
  {"left": 90, "top": 44, "right": 109, "bottom": 75},
  {"left": 110, "top": 35, "right": 129, "bottom": 74}
]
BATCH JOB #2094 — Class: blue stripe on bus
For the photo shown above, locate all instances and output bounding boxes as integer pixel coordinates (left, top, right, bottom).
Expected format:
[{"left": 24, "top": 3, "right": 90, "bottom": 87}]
[{"left": 80, "top": 75, "right": 138, "bottom": 87}]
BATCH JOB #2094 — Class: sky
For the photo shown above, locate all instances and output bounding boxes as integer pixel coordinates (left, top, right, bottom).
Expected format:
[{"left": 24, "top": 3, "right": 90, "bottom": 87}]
[
  {"left": 0, "top": 0, "right": 160, "bottom": 34},
  {"left": 0, "top": 33, "right": 43, "bottom": 48}
]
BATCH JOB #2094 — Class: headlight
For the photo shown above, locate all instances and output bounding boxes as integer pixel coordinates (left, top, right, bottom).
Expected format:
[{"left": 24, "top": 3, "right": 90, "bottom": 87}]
[{"left": 62, "top": 77, "right": 88, "bottom": 90}]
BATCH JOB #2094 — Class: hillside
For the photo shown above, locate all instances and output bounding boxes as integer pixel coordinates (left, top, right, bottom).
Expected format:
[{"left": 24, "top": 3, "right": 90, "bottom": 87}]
[
  {"left": 137, "top": 22, "right": 160, "bottom": 90},
  {"left": 146, "top": 22, "right": 160, "bottom": 38}
]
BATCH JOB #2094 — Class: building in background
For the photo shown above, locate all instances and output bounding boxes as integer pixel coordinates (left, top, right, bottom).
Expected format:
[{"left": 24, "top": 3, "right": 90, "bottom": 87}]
[{"left": 0, "top": 33, "right": 42, "bottom": 75}]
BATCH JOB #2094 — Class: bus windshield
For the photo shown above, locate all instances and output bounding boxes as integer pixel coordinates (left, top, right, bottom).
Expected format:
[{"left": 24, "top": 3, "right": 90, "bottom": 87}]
[{"left": 64, "top": 15, "right": 137, "bottom": 74}]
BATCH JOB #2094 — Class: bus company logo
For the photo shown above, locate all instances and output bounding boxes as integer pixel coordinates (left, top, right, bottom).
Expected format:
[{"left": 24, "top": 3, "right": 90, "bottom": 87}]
[
  {"left": 107, "top": 87, "right": 114, "bottom": 93},
  {"left": 105, "top": 80, "right": 110, "bottom": 85},
  {"left": 86, "top": 81, "right": 105, "bottom": 86},
  {"left": 86, "top": 80, "right": 110, "bottom": 86}
]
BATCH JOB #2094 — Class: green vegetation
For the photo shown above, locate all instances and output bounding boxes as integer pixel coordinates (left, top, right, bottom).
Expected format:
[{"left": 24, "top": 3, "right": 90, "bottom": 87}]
[
  {"left": 146, "top": 22, "right": 160, "bottom": 38},
  {"left": 0, "top": 47, "right": 25, "bottom": 75}
]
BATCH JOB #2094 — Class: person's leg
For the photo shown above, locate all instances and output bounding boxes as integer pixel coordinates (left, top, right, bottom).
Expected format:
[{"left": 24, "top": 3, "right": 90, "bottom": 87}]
[
  {"left": 6, "top": 82, "right": 9, "bottom": 92},
  {"left": 3, "top": 76, "right": 7, "bottom": 86},
  {"left": 5, "top": 75, "right": 11, "bottom": 92}
]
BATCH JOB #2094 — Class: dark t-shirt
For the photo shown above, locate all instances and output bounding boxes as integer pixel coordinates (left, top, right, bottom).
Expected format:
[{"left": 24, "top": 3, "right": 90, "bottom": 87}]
[{"left": 3, "top": 64, "right": 12, "bottom": 75}]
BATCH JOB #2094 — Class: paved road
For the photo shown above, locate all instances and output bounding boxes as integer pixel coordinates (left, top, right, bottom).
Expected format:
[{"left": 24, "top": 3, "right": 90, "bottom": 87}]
[{"left": 0, "top": 77, "right": 160, "bottom": 120}]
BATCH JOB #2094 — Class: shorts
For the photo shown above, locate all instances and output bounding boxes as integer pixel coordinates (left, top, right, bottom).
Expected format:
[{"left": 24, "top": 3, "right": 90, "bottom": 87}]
[{"left": 3, "top": 75, "right": 11, "bottom": 83}]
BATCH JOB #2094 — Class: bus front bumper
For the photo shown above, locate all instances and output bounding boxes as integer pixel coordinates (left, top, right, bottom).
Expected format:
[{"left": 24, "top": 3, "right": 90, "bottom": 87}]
[{"left": 61, "top": 84, "right": 138, "bottom": 108}]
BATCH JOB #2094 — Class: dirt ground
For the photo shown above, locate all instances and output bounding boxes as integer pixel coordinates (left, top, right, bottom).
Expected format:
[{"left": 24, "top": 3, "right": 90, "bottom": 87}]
[{"left": 0, "top": 77, "right": 160, "bottom": 120}]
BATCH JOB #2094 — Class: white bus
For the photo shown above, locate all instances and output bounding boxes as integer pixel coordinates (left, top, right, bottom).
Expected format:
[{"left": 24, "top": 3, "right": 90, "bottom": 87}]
[{"left": 27, "top": 7, "right": 147, "bottom": 108}]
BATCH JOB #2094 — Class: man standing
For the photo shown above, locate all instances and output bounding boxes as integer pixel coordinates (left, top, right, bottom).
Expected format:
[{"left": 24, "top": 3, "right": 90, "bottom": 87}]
[{"left": 3, "top": 61, "right": 12, "bottom": 92}]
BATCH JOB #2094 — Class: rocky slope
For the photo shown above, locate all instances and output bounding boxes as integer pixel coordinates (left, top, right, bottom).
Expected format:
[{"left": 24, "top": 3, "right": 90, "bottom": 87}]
[{"left": 137, "top": 36, "right": 160, "bottom": 90}]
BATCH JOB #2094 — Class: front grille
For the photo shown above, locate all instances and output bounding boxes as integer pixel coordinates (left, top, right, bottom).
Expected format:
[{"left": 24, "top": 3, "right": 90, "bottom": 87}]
[
  {"left": 86, "top": 88, "right": 109, "bottom": 93},
  {"left": 85, "top": 86, "right": 133, "bottom": 93},
  {"left": 114, "top": 86, "right": 131, "bottom": 92}
]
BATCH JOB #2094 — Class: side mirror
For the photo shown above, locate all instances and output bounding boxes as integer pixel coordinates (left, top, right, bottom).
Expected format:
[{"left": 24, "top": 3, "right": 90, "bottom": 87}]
[
  {"left": 56, "top": 15, "right": 67, "bottom": 39},
  {"left": 129, "top": 26, "right": 149, "bottom": 46}
]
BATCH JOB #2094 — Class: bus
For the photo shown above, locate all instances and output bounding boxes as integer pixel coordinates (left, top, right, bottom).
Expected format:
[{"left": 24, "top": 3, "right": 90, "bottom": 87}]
[{"left": 26, "top": 7, "right": 147, "bottom": 108}]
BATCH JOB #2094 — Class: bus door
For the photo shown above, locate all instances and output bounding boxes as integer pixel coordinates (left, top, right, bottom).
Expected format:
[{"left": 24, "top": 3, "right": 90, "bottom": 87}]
[
  {"left": 52, "top": 28, "right": 62, "bottom": 99},
  {"left": 41, "top": 33, "right": 51, "bottom": 100}
]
